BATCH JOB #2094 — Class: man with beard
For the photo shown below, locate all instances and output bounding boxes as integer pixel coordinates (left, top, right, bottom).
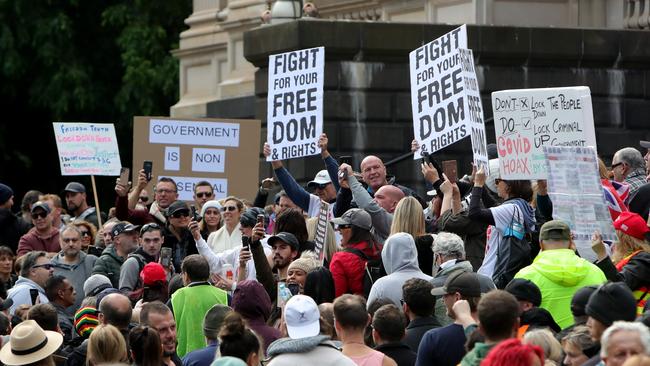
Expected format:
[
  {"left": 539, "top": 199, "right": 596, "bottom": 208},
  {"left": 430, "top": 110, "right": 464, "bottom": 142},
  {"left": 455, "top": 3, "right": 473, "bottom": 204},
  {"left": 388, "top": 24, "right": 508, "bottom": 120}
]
[
  {"left": 141, "top": 301, "right": 182, "bottom": 366},
  {"left": 115, "top": 176, "right": 178, "bottom": 226},
  {"left": 119, "top": 223, "right": 165, "bottom": 301},
  {"left": 51, "top": 225, "right": 97, "bottom": 315},
  {"left": 17, "top": 201, "right": 61, "bottom": 257},
  {"left": 64, "top": 182, "right": 106, "bottom": 230}
]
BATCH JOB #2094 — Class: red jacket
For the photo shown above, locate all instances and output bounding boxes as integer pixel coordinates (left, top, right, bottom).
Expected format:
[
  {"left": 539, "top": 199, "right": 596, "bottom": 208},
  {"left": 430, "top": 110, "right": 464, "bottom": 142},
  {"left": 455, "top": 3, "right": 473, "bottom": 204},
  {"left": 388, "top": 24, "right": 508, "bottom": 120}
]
[
  {"left": 17, "top": 227, "right": 60, "bottom": 256},
  {"left": 330, "top": 241, "right": 381, "bottom": 298}
]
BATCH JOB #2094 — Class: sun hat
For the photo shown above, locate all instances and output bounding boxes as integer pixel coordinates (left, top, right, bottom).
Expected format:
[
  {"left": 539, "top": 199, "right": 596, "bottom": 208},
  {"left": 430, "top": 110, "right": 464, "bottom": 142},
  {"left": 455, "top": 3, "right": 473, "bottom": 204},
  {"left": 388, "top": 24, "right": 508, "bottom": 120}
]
[{"left": 0, "top": 320, "right": 63, "bottom": 365}]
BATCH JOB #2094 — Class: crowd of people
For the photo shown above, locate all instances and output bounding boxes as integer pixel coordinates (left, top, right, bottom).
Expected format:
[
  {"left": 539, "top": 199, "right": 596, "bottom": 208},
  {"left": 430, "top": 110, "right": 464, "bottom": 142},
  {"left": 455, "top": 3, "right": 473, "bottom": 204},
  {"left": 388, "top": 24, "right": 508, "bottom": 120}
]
[{"left": 0, "top": 134, "right": 648, "bottom": 366}]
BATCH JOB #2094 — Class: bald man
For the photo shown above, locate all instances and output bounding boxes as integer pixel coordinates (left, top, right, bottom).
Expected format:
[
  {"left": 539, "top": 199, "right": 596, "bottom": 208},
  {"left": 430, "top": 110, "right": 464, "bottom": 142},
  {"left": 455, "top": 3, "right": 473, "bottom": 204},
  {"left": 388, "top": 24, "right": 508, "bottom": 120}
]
[
  {"left": 360, "top": 155, "right": 423, "bottom": 206},
  {"left": 339, "top": 164, "right": 405, "bottom": 244}
]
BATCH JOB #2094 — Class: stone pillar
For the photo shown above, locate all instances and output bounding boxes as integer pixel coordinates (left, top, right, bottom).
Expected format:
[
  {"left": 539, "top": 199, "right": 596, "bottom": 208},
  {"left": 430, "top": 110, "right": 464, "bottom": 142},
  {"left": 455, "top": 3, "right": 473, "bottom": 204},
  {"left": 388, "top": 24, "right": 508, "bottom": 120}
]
[{"left": 171, "top": 0, "right": 266, "bottom": 118}]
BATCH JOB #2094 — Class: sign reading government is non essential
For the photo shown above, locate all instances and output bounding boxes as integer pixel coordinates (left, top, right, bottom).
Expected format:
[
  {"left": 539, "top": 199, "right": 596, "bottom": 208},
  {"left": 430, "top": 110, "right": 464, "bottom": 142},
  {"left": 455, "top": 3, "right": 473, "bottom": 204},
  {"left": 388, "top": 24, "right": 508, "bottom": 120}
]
[{"left": 133, "top": 116, "right": 261, "bottom": 201}]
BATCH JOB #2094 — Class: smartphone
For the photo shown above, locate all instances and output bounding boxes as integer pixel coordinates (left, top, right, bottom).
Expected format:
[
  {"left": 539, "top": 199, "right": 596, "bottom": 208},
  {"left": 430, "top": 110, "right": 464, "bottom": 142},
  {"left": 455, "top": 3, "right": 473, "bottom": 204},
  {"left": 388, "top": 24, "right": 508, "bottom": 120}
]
[
  {"left": 143, "top": 161, "right": 153, "bottom": 182},
  {"left": 241, "top": 235, "right": 250, "bottom": 250},
  {"left": 257, "top": 214, "right": 265, "bottom": 227},
  {"left": 119, "top": 167, "right": 130, "bottom": 185},
  {"left": 287, "top": 283, "right": 300, "bottom": 296},
  {"left": 87, "top": 246, "right": 103, "bottom": 257},
  {"left": 339, "top": 155, "right": 352, "bottom": 179},
  {"left": 160, "top": 247, "right": 172, "bottom": 267},
  {"left": 442, "top": 160, "right": 458, "bottom": 183},
  {"left": 191, "top": 206, "right": 202, "bottom": 222},
  {"left": 29, "top": 289, "right": 39, "bottom": 305}
]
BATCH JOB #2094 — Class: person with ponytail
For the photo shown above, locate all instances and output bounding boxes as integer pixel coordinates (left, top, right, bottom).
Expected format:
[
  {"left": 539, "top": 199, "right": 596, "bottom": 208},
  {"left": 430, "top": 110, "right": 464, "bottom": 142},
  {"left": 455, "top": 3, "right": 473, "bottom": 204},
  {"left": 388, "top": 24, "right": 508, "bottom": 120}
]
[
  {"left": 218, "top": 312, "right": 262, "bottom": 366},
  {"left": 129, "top": 325, "right": 163, "bottom": 366}
]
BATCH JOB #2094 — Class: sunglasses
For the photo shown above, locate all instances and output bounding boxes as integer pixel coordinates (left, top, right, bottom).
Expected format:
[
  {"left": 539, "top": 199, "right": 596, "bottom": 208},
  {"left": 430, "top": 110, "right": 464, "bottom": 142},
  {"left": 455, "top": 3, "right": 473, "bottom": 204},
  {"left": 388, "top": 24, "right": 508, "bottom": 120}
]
[
  {"left": 140, "top": 223, "right": 161, "bottom": 235},
  {"left": 79, "top": 231, "right": 90, "bottom": 237},
  {"left": 313, "top": 183, "right": 330, "bottom": 190},
  {"left": 611, "top": 162, "right": 624, "bottom": 169},
  {"left": 337, "top": 224, "right": 352, "bottom": 230},
  {"left": 31, "top": 212, "right": 48, "bottom": 219},
  {"left": 221, "top": 206, "right": 237, "bottom": 212},
  {"left": 138, "top": 196, "right": 149, "bottom": 203},
  {"left": 196, "top": 192, "right": 213, "bottom": 198},
  {"left": 33, "top": 264, "right": 53, "bottom": 270},
  {"left": 171, "top": 211, "right": 190, "bottom": 218}
]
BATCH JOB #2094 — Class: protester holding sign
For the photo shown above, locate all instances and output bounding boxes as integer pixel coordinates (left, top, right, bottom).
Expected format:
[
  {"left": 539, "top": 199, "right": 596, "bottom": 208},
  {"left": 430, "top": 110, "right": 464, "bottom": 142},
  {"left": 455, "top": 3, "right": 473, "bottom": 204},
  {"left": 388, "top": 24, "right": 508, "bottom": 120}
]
[
  {"left": 262, "top": 133, "right": 338, "bottom": 219},
  {"left": 468, "top": 166, "right": 536, "bottom": 287}
]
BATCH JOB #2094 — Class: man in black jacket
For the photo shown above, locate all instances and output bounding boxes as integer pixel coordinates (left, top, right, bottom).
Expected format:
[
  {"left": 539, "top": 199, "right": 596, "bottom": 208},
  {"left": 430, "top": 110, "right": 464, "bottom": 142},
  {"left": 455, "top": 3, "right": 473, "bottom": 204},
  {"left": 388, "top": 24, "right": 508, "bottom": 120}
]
[{"left": 402, "top": 278, "right": 440, "bottom": 352}]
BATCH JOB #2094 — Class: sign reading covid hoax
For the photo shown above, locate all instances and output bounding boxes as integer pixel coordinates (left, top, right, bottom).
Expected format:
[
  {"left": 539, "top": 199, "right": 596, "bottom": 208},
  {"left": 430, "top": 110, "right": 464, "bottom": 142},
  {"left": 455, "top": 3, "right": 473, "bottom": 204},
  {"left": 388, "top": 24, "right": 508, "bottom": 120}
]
[
  {"left": 492, "top": 86, "right": 597, "bottom": 179},
  {"left": 410, "top": 25, "right": 470, "bottom": 158},
  {"left": 267, "top": 46, "right": 324, "bottom": 161}
]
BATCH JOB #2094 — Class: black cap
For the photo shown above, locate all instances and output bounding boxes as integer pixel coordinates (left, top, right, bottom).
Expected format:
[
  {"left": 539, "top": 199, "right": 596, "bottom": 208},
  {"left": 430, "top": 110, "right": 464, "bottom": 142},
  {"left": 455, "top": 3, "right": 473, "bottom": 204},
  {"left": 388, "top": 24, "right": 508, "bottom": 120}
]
[
  {"left": 240, "top": 207, "right": 265, "bottom": 228},
  {"left": 30, "top": 201, "right": 51, "bottom": 214},
  {"left": 570, "top": 285, "right": 598, "bottom": 317},
  {"left": 268, "top": 232, "right": 299, "bottom": 251},
  {"left": 167, "top": 201, "right": 190, "bottom": 216},
  {"left": 64, "top": 182, "right": 86, "bottom": 193},
  {"left": 505, "top": 278, "right": 542, "bottom": 307},
  {"left": 586, "top": 282, "right": 637, "bottom": 326},
  {"left": 431, "top": 271, "right": 481, "bottom": 297},
  {"left": 111, "top": 222, "right": 139, "bottom": 237},
  {"left": 520, "top": 307, "right": 561, "bottom": 333},
  {"left": 0, "top": 298, "right": 13, "bottom": 312}
]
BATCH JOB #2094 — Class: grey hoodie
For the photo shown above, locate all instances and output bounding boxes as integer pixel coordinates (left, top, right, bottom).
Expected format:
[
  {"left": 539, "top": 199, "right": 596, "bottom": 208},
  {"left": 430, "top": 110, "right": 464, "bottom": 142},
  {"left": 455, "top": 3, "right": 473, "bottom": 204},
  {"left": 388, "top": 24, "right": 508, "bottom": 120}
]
[
  {"left": 51, "top": 251, "right": 97, "bottom": 316},
  {"left": 7, "top": 277, "right": 49, "bottom": 315},
  {"left": 266, "top": 335, "right": 355, "bottom": 366},
  {"left": 367, "top": 233, "right": 432, "bottom": 307}
]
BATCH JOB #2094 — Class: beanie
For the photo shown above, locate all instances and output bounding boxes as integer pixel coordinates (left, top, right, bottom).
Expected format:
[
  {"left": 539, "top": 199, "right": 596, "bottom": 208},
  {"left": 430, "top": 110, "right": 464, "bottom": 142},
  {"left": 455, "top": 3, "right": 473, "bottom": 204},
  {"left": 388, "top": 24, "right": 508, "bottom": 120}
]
[
  {"left": 240, "top": 207, "right": 265, "bottom": 228},
  {"left": 74, "top": 306, "right": 99, "bottom": 337},
  {"left": 287, "top": 251, "right": 320, "bottom": 274},
  {"left": 0, "top": 184, "right": 13, "bottom": 205},
  {"left": 585, "top": 282, "right": 637, "bottom": 326},
  {"left": 570, "top": 285, "right": 598, "bottom": 317},
  {"left": 505, "top": 278, "right": 542, "bottom": 307},
  {"left": 83, "top": 274, "right": 112, "bottom": 297}
]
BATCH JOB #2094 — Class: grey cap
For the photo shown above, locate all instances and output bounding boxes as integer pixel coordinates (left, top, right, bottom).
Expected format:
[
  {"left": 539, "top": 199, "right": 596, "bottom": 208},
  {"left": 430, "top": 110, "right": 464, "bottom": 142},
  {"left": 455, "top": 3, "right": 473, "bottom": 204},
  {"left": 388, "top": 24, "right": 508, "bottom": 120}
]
[
  {"left": 331, "top": 208, "right": 372, "bottom": 231},
  {"left": 203, "top": 304, "right": 232, "bottom": 338},
  {"left": 83, "top": 274, "right": 112, "bottom": 297},
  {"left": 641, "top": 140, "right": 650, "bottom": 149},
  {"left": 30, "top": 201, "right": 51, "bottom": 214},
  {"left": 64, "top": 182, "right": 86, "bottom": 193}
]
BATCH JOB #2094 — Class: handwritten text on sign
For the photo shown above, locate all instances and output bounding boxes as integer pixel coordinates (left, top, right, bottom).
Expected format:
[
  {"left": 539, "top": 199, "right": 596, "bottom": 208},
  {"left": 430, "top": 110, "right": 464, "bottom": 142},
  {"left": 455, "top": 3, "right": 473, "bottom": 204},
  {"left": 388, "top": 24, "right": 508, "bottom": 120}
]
[
  {"left": 544, "top": 146, "right": 615, "bottom": 261},
  {"left": 267, "top": 47, "right": 324, "bottom": 161},
  {"left": 53, "top": 123, "right": 122, "bottom": 176},
  {"left": 410, "top": 25, "right": 469, "bottom": 158},
  {"left": 459, "top": 48, "right": 489, "bottom": 174},
  {"left": 491, "top": 86, "right": 597, "bottom": 179}
]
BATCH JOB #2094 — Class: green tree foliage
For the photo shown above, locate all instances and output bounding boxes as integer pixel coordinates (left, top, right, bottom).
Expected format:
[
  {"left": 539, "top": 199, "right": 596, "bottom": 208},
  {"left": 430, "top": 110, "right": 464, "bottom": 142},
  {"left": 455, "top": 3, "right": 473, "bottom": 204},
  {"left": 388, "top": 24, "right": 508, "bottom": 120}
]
[{"left": 0, "top": 0, "right": 191, "bottom": 206}]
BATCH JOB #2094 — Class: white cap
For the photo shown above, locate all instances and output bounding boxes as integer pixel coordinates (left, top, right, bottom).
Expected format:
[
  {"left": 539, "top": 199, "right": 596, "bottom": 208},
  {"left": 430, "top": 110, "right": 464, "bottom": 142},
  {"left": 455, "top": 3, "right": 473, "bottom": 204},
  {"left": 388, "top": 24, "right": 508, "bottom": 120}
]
[
  {"left": 307, "top": 170, "right": 331, "bottom": 187},
  {"left": 284, "top": 295, "right": 320, "bottom": 339}
]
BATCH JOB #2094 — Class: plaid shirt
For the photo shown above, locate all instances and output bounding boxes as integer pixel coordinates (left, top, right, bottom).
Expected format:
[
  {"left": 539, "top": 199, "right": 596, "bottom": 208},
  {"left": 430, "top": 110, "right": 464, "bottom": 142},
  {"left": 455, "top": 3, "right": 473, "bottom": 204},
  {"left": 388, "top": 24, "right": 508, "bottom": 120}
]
[{"left": 625, "top": 169, "right": 647, "bottom": 204}]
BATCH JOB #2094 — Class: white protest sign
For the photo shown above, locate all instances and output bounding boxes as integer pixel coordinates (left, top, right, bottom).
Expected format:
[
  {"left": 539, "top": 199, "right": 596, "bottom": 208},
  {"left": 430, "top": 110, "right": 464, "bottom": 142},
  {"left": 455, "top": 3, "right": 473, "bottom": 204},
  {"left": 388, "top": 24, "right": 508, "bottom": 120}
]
[
  {"left": 313, "top": 201, "right": 330, "bottom": 264},
  {"left": 53, "top": 122, "right": 122, "bottom": 176},
  {"left": 149, "top": 119, "right": 240, "bottom": 147},
  {"left": 458, "top": 48, "right": 489, "bottom": 174},
  {"left": 544, "top": 146, "right": 616, "bottom": 261},
  {"left": 267, "top": 46, "right": 324, "bottom": 161},
  {"left": 492, "top": 86, "right": 597, "bottom": 179},
  {"left": 410, "top": 25, "right": 470, "bottom": 158},
  {"left": 162, "top": 176, "right": 228, "bottom": 201}
]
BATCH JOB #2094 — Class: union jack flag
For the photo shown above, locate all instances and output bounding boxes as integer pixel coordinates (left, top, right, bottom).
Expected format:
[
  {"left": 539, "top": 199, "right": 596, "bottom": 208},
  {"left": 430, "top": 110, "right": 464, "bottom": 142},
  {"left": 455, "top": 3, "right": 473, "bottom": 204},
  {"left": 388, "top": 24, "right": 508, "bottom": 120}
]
[{"left": 601, "top": 179, "right": 629, "bottom": 220}]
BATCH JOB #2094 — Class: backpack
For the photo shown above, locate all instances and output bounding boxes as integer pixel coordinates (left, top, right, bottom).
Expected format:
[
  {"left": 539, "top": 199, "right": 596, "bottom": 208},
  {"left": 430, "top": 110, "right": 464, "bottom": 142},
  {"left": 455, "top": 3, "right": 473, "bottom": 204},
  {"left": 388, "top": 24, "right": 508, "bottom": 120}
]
[
  {"left": 492, "top": 206, "right": 532, "bottom": 289},
  {"left": 344, "top": 247, "right": 385, "bottom": 298},
  {"left": 125, "top": 253, "right": 148, "bottom": 303}
]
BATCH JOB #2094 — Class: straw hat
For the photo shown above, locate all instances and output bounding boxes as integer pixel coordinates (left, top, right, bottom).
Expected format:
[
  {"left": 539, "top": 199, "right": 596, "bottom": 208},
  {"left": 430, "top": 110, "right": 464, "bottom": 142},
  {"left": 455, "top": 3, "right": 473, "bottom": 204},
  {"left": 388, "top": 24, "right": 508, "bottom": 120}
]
[{"left": 0, "top": 320, "right": 63, "bottom": 365}]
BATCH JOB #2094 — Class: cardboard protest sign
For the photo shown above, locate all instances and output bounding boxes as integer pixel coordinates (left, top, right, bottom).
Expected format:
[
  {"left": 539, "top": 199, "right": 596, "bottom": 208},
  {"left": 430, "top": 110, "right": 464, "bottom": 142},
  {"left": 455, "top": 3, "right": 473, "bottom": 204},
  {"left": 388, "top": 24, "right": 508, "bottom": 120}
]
[
  {"left": 313, "top": 201, "right": 330, "bottom": 264},
  {"left": 53, "top": 122, "right": 121, "bottom": 176},
  {"left": 458, "top": 48, "right": 489, "bottom": 174},
  {"left": 544, "top": 146, "right": 616, "bottom": 261},
  {"left": 410, "top": 25, "right": 470, "bottom": 158},
  {"left": 133, "top": 117, "right": 261, "bottom": 201},
  {"left": 492, "top": 86, "right": 597, "bottom": 179},
  {"left": 267, "top": 46, "right": 324, "bottom": 161}
]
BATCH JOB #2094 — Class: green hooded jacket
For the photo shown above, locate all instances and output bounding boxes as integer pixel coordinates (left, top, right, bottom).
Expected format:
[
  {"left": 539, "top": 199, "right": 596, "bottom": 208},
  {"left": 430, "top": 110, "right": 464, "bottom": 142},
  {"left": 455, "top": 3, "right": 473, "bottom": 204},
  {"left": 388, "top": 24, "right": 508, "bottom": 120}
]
[
  {"left": 515, "top": 249, "right": 606, "bottom": 329},
  {"left": 460, "top": 342, "right": 495, "bottom": 366}
]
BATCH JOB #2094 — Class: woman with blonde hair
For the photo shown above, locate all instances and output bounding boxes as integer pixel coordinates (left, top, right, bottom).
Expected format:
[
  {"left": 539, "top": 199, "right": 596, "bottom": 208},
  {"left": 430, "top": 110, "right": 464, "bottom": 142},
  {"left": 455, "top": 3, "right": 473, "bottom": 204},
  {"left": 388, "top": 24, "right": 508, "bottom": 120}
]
[
  {"left": 390, "top": 196, "right": 434, "bottom": 275},
  {"left": 86, "top": 324, "right": 128, "bottom": 366},
  {"left": 592, "top": 211, "right": 650, "bottom": 315},
  {"left": 523, "top": 328, "right": 563, "bottom": 365}
]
